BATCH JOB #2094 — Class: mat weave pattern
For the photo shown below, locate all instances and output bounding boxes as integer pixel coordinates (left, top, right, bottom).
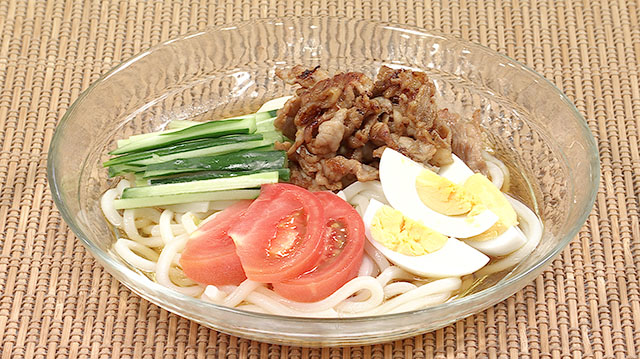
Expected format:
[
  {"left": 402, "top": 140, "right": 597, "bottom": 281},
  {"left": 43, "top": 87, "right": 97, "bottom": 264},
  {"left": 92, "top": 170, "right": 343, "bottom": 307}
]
[{"left": 1, "top": 0, "right": 639, "bottom": 357}]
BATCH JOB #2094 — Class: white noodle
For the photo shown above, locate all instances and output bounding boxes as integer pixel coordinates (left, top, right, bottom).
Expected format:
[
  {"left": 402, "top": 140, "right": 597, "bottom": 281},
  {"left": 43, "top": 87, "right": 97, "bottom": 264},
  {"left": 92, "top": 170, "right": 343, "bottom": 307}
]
[
  {"left": 358, "top": 189, "right": 388, "bottom": 204},
  {"left": 251, "top": 276, "right": 384, "bottom": 314},
  {"left": 358, "top": 254, "right": 376, "bottom": 277},
  {"left": 180, "top": 212, "right": 199, "bottom": 234},
  {"left": 364, "top": 241, "right": 390, "bottom": 272},
  {"left": 376, "top": 266, "right": 415, "bottom": 286},
  {"left": 155, "top": 233, "right": 203, "bottom": 296},
  {"left": 342, "top": 181, "right": 383, "bottom": 201},
  {"left": 135, "top": 207, "right": 162, "bottom": 222},
  {"left": 146, "top": 224, "right": 186, "bottom": 237},
  {"left": 159, "top": 209, "right": 175, "bottom": 244},
  {"left": 104, "top": 146, "right": 540, "bottom": 317},
  {"left": 485, "top": 160, "right": 504, "bottom": 189},
  {"left": 101, "top": 188, "right": 122, "bottom": 226},
  {"left": 137, "top": 219, "right": 156, "bottom": 232},
  {"left": 164, "top": 201, "right": 210, "bottom": 213},
  {"left": 476, "top": 196, "right": 543, "bottom": 275},
  {"left": 383, "top": 282, "right": 418, "bottom": 299},
  {"left": 221, "top": 280, "right": 263, "bottom": 307},
  {"left": 242, "top": 291, "right": 340, "bottom": 317},
  {"left": 482, "top": 151, "right": 510, "bottom": 189},
  {"left": 202, "top": 285, "right": 227, "bottom": 303},
  {"left": 122, "top": 209, "right": 142, "bottom": 240},
  {"left": 113, "top": 238, "right": 158, "bottom": 272},
  {"left": 350, "top": 194, "right": 371, "bottom": 212},
  {"left": 361, "top": 278, "right": 461, "bottom": 315},
  {"left": 116, "top": 179, "right": 131, "bottom": 194},
  {"left": 386, "top": 293, "right": 452, "bottom": 314}
]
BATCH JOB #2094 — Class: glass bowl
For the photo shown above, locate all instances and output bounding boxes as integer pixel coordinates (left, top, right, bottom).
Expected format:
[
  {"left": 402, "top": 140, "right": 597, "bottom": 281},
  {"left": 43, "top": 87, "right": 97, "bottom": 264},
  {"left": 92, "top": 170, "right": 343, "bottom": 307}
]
[{"left": 47, "top": 17, "right": 599, "bottom": 346}]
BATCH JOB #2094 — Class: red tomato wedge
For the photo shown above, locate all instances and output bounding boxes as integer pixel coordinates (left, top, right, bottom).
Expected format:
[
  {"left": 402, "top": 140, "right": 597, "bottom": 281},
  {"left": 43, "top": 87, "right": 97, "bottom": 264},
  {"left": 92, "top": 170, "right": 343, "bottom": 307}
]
[
  {"left": 179, "top": 200, "right": 251, "bottom": 286},
  {"left": 272, "top": 191, "right": 365, "bottom": 302},
  {"left": 227, "top": 183, "right": 325, "bottom": 283}
]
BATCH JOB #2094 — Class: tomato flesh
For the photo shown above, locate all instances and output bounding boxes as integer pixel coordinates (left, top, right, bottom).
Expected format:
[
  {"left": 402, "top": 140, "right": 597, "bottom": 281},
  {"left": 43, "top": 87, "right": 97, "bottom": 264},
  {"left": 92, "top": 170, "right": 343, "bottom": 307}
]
[
  {"left": 272, "top": 191, "right": 365, "bottom": 302},
  {"left": 228, "top": 183, "right": 325, "bottom": 283},
  {"left": 179, "top": 200, "right": 251, "bottom": 285}
]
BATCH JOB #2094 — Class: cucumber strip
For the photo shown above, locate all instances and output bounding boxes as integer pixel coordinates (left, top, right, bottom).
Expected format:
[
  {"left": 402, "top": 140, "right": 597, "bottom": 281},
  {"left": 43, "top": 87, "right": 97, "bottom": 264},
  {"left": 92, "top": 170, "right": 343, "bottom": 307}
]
[
  {"left": 166, "top": 110, "right": 278, "bottom": 130},
  {"left": 119, "top": 113, "right": 258, "bottom": 147},
  {"left": 108, "top": 164, "right": 144, "bottom": 178},
  {"left": 255, "top": 111, "right": 275, "bottom": 122},
  {"left": 104, "top": 134, "right": 263, "bottom": 167},
  {"left": 125, "top": 138, "right": 276, "bottom": 167},
  {"left": 148, "top": 168, "right": 290, "bottom": 184},
  {"left": 134, "top": 174, "right": 148, "bottom": 187},
  {"left": 256, "top": 117, "right": 276, "bottom": 133},
  {"left": 110, "top": 117, "right": 257, "bottom": 155},
  {"left": 259, "top": 130, "right": 285, "bottom": 143},
  {"left": 117, "top": 127, "right": 184, "bottom": 148},
  {"left": 143, "top": 150, "right": 286, "bottom": 178},
  {"left": 167, "top": 119, "right": 199, "bottom": 129},
  {"left": 257, "top": 96, "right": 292, "bottom": 113},
  {"left": 121, "top": 171, "right": 279, "bottom": 199},
  {"left": 114, "top": 189, "right": 261, "bottom": 209}
]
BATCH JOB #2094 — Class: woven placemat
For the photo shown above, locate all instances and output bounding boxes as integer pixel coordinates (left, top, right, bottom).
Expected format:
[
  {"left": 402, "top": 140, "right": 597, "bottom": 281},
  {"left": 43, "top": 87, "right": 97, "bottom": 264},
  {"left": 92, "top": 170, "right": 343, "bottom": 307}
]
[{"left": 1, "top": 0, "right": 638, "bottom": 357}]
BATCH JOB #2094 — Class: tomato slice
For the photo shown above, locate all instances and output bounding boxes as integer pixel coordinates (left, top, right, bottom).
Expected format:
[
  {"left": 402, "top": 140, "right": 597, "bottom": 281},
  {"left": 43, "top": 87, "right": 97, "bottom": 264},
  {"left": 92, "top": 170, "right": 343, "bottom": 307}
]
[
  {"left": 228, "top": 183, "right": 325, "bottom": 283},
  {"left": 179, "top": 200, "right": 251, "bottom": 286},
  {"left": 272, "top": 191, "right": 365, "bottom": 302}
]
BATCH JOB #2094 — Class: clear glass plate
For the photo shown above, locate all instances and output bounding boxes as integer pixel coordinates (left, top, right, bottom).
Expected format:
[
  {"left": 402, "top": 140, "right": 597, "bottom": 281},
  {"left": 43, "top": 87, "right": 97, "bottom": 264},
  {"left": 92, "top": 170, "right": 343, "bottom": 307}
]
[{"left": 47, "top": 17, "right": 599, "bottom": 346}]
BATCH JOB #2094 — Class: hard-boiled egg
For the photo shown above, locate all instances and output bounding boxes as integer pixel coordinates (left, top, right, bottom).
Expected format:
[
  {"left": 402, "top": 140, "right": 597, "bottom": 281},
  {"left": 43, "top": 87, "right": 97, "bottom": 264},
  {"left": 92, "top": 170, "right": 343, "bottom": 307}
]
[
  {"left": 432, "top": 153, "right": 526, "bottom": 256},
  {"left": 257, "top": 96, "right": 293, "bottom": 113},
  {"left": 379, "top": 148, "right": 498, "bottom": 238},
  {"left": 438, "top": 153, "right": 475, "bottom": 184},
  {"left": 363, "top": 199, "right": 490, "bottom": 277},
  {"left": 464, "top": 226, "right": 527, "bottom": 256}
]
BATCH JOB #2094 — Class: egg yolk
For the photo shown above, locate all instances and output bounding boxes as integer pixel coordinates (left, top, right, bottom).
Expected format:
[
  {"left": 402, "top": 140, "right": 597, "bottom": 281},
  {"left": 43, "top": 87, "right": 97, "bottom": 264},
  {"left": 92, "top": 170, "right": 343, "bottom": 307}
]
[
  {"left": 370, "top": 205, "right": 447, "bottom": 256},
  {"left": 415, "top": 169, "right": 475, "bottom": 215},
  {"left": 463, "top": 174, "right": 518, "bottom": 242}
]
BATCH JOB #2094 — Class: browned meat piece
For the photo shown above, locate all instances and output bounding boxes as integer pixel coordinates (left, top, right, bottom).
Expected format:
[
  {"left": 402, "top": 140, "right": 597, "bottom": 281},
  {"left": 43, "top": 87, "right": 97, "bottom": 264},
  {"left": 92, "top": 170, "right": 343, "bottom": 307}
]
[
  {"left": 440, "top": 109, "right": 488, "bottom": 174},
  {"left": 274, "top": 65, "right": 487, "bottom": 190},
  {"left": 372, "top": 65, "right": 438, "bottom": 130},
  {"left": 372, "top": 66, "right": 457, "bottom": 167},
  {"left": 306, "top": 109, "right": 347, "bottom": 154},
  {"left": 288, "top": 162, "right": 315, "bottom": 189},
  {"left": 274, "top": 95, "right": 301, "bottom": 140},
  {"left": 392, "top": 134, "right": 438, "bottom": 164}
]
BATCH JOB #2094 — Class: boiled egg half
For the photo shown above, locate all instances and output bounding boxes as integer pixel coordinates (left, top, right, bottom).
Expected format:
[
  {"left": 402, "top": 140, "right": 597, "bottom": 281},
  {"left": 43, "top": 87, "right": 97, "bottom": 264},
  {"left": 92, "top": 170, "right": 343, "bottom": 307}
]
[
  {"left": 363, "top": 199, "right": 490, "bottom": 277},
  {"left": 379, "top": 148, "right": 499, "bottom": 238},
  {"left": 430, "top": 152, "right": 526, "bottom": 256}
]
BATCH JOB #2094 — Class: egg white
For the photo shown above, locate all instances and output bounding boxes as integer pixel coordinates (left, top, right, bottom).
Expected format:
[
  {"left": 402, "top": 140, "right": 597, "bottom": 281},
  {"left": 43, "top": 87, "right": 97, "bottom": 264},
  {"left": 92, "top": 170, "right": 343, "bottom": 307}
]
[
  {"left": 257, "top": 95, "right": 293, "bottom": 113},
  {"left": 379, "top": 148, "right": 498, "bottom": 238},
  {"left": 438, "top": 153, "right": 475, "bottom": 184},
  {"left": 431, "top": 152, "right": 527, "bottom": 256},
  {"left": 363, "top": 199, "right": 490, "bottom": 278},
  {"left": 463, "top": 226, "right": 527, "bottom": 256}
]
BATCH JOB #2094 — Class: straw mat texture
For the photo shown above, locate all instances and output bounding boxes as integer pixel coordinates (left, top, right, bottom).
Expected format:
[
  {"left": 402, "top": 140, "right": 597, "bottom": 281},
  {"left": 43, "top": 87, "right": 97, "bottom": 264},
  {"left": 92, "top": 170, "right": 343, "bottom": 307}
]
[{"left": 1, "top": 0, "right": 638, "bottom": 357}]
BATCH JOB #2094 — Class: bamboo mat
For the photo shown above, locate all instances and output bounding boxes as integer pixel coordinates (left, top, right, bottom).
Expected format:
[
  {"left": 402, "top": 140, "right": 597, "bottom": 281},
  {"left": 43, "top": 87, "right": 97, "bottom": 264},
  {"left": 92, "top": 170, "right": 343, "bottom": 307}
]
[{"left": 1, "top": 0, "right": 638, "bottom": 357}]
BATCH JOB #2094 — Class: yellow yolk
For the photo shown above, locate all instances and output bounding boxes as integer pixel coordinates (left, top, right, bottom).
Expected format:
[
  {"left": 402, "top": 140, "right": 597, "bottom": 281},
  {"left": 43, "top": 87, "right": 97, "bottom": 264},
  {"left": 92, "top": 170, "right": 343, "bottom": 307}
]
[
  {"left": 370, "top": 205, "right": 447, "bottom": 256},
  {"left": 415, "top": 169, "right": 474, "bottom": 215},
  {"left": 414, "top": 166, "right": 518, "bottom": 242},
  {"left": 463, "top": 174, "right": 518, "bottom": 242}
]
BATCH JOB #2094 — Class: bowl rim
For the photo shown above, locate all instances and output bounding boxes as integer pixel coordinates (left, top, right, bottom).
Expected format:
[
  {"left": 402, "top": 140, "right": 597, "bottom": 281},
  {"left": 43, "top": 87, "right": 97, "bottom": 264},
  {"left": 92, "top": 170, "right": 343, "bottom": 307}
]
[{"left": 47, "top": 16, "right": 600, "bottom": 342}]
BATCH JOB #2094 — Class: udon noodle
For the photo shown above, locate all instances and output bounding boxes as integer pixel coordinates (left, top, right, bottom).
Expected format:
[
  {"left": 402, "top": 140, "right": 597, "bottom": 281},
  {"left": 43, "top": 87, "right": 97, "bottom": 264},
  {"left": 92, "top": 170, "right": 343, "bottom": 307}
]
[{"left": 103, "top": 151, "right": 543, "bottom": 317}]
